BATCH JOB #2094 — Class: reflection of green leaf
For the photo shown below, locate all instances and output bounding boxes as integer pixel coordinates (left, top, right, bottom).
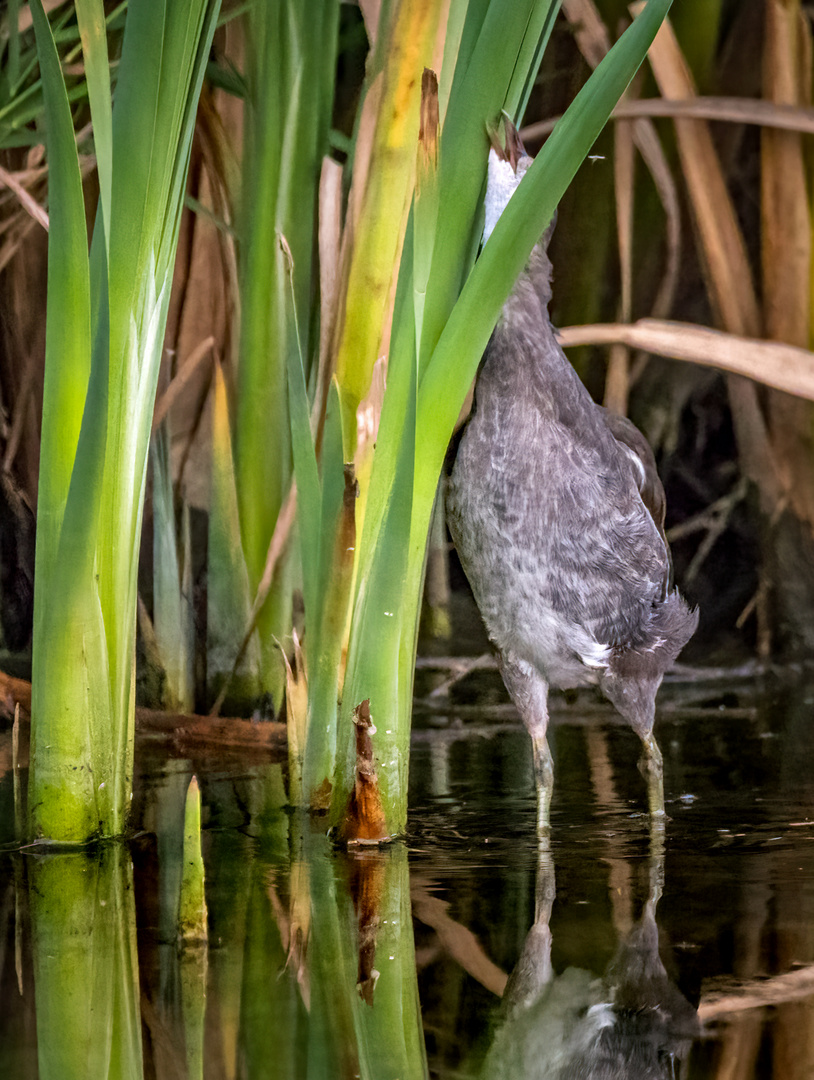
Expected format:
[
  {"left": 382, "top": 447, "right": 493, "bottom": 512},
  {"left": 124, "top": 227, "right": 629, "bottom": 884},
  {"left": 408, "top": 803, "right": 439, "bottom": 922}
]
[
  {"left": 305, "top": 838, "right": 428, "bottom": 1080},
  {"left": 179, "top": 775, "right": 208, "bottom": 943},
  {"left": 31, "top": 849, "right": 143, "bottom": 1080}
]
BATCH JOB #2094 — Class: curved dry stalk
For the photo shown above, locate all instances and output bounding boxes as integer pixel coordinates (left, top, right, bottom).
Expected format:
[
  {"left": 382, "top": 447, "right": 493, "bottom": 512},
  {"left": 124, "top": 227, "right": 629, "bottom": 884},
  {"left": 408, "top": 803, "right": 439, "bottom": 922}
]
[
  {"left": 699, "top": 963, "right": 814, "bottom": 1021},
  {"left": 558, "top": 319, "right": 814, "bottom": 402},
  {"left": 521, "top": 95, "right": 814, "bottom": 141},
  {"left": 411, "top": 878, "right": 509, "bottom": 997}
]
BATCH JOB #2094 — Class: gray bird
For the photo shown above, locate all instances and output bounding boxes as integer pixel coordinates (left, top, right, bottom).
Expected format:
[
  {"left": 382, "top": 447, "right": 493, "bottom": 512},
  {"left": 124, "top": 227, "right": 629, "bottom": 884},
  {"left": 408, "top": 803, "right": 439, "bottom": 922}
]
[{"left": 446, "top": 119, "right": 697, "bottom": 831}]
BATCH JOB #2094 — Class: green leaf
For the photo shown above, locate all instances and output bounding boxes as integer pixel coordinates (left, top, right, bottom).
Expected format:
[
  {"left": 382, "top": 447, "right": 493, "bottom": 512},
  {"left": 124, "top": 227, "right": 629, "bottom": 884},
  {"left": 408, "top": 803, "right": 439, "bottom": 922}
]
[
  {"left": 207, "top": 361, "right": 262, "bottom": 706},
  {"left": 30, "top": 0, "right": 223, "bottom": 842},
  {"left": 283, "top": 237, "right": 322, "bottom": 626},
  {"left": 75, "top": 0, "right": 113, "bottom": 247}
]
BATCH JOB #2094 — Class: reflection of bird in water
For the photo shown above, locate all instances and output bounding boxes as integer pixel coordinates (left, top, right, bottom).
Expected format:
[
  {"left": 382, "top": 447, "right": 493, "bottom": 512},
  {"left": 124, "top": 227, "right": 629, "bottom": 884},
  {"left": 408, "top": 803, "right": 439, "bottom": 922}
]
[
  {"left": 447, "top": 117, "right": 697, "bottom": 831},
  {"left": 482, "top": 839, "right": 698, "bottom": 1080}
]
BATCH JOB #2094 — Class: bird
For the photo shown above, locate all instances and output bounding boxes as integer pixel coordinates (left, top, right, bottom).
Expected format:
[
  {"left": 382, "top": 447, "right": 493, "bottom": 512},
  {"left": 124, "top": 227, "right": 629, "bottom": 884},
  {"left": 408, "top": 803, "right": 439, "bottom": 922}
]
[
  {"left": 481, "top": 844, "right": 698, "bottom": 1080},
  {"left": 446, "top": 117, "right": 698, "bottom": 832}
]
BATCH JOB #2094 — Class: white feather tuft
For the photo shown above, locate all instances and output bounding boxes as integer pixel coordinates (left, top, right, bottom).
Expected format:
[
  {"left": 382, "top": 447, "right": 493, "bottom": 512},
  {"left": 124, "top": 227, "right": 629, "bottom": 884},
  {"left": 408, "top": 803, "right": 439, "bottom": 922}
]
[{"left": 483, "top": 148, "right": 531, "bottom": 244}]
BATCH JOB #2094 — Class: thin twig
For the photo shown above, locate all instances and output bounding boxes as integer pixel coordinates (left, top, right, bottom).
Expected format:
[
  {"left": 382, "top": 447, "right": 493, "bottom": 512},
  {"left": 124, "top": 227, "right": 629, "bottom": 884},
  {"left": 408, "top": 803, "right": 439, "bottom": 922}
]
[
  {"left": 666, "top": 477, "right": 749, "bottom": 585},
  {"left": 0, "top": 164, "right": 49, "bottom": 232},
  {"left": 426, "top": 653, "right": 498, "bottom": 698},
  {"left": 152, "top": 336, "right": 216, "bottom": 433}
]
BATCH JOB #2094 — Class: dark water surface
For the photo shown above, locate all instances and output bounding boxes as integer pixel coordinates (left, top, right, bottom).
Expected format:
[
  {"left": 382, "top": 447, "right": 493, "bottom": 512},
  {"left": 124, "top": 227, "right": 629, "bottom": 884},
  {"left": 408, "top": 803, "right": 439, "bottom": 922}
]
[{"left": 2, "top": 668, "right": 814, "bottom": 1078}]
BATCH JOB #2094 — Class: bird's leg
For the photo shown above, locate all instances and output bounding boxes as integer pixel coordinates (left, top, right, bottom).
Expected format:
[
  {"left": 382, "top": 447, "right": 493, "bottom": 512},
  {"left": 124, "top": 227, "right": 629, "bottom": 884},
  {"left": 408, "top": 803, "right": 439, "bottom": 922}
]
[
  {"left": 637, "top": 730, "right": 665, "bottom": 820},
  {"left": 502, "top": 835, "right": 556, "bottom": 1017},
  {"left": 646, "top": 812, "right": 666, "bottom": 907},
  {"left": 499, "top": 654, "right": 552, "bottom": 836},
  {"left": 531, "top": 733, "right": 554, "bottom": 836},
  {"left": 533, "top": 832, "right": 556, "bottom": 925}
]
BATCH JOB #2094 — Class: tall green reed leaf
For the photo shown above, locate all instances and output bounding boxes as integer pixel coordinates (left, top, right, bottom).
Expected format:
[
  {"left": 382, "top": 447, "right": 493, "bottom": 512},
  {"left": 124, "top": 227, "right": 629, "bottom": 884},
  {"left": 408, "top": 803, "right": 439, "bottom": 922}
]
[
  {"left": 74, "top": 0, "right": 112, "bottom": 242},
  {"left": 208, "top": 361, "right": 262, "bottom": 708},
  {"left": 151, "top": 422, "right": 195, "bottom": 711},
  {"left": 229, "top": 0, "right": 338, "bottom": 712},
  {"left": 29, "top": 0, "right": 220, "bottom": 842},
  {"left": 29, "top": 0, "right": 102, "bottom": 841}
]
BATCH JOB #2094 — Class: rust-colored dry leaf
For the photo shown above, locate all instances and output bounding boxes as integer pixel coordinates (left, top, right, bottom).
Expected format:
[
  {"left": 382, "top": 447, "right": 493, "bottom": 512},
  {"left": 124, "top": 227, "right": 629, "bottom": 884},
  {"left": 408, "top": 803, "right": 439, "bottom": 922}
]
[
  {"left": 605, "top": 77, "right": 635, "bottom": 415},
  {"left": 348, "top": 851, "right": 387, "bottom": 1005},
  {"left": 762, "top": 0, "right": 810, "bottom": 349},
  {"left": 338, "top": 699, "right": 389, "bottom": 844},
  {"left": 562, "top": 0, "right": 612, "bottom": 67},
  {"left": 283, "top": 629, "right": 308, "bottom": 795},
  {"left": 418, "top": 67, "right": 440, "bottom": 183}
]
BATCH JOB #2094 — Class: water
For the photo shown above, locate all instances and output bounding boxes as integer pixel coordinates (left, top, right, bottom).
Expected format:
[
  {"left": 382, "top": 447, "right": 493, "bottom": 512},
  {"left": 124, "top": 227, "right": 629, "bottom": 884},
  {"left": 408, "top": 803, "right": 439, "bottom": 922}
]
[{"left": 2, "top": 668, "right": 814, "bottom": 1078}]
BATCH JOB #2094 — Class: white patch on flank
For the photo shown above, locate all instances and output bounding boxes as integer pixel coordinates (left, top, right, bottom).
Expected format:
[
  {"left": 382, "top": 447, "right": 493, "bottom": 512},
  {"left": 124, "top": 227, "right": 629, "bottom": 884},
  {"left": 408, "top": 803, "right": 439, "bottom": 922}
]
[
  {"left": 620, "top": 442, "right": 646, "bottom": 490},
  {"left": 579, "top": 641, "right": 611, "bottom": 669}
]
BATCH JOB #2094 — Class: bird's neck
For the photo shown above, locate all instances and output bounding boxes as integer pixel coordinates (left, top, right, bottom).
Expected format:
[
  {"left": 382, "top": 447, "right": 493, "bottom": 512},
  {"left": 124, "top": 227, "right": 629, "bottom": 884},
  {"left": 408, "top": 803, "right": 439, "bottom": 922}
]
[
  {"left": 491, "top": 242, "right": 561, "bottom": 372},
  {"left": 476, "top": 241, "right": 589, "bottom": 418},
  {"left": 499, "top": 243, "right": 553, "bottom": 327}
]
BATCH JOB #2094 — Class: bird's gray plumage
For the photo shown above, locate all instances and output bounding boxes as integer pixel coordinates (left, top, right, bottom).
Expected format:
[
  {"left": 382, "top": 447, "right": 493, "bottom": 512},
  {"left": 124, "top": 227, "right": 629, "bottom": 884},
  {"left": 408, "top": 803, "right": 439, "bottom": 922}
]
[{"left": 447, "top": 131, "right": 697, "bottom": 825}]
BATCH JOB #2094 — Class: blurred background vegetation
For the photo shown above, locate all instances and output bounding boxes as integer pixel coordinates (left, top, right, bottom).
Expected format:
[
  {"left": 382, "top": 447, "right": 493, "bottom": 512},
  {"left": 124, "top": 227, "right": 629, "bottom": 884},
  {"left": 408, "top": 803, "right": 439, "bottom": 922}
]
[{"left": 2, "top": 0, "right": 814, "bottom": 719}]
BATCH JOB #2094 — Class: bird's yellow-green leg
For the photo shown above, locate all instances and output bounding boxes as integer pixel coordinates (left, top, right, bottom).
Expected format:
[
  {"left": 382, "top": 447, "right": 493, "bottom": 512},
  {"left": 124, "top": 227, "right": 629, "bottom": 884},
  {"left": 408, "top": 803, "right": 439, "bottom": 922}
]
[
  {"left": 647, "top": 813, "right": 666, "bottom": 905},
  {"left": 499, "top": 653, "right": 553, "bottom": 837},
  {"left": 638, "top": 731, "right": 665, "bottom": 819},
  {"left": 531, "top": 734, "right": 554, "bottom": 837}
]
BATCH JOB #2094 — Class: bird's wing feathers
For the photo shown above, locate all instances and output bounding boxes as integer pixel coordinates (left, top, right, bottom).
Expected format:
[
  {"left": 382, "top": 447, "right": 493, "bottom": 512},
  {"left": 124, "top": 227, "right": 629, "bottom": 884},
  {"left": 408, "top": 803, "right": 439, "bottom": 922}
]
[
  {"left": 601, "top": 409, "right": 666, "bottom": 538},
  {"left": 601, "top": 408, "right": 673, "bottom": 602}
]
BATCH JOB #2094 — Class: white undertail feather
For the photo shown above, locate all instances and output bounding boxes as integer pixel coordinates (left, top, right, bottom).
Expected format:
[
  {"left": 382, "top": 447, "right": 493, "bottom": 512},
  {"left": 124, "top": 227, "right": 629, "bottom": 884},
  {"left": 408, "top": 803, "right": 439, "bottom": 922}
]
[{"left": 579, "top": 642, "right": 611, "bottom": 669}]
